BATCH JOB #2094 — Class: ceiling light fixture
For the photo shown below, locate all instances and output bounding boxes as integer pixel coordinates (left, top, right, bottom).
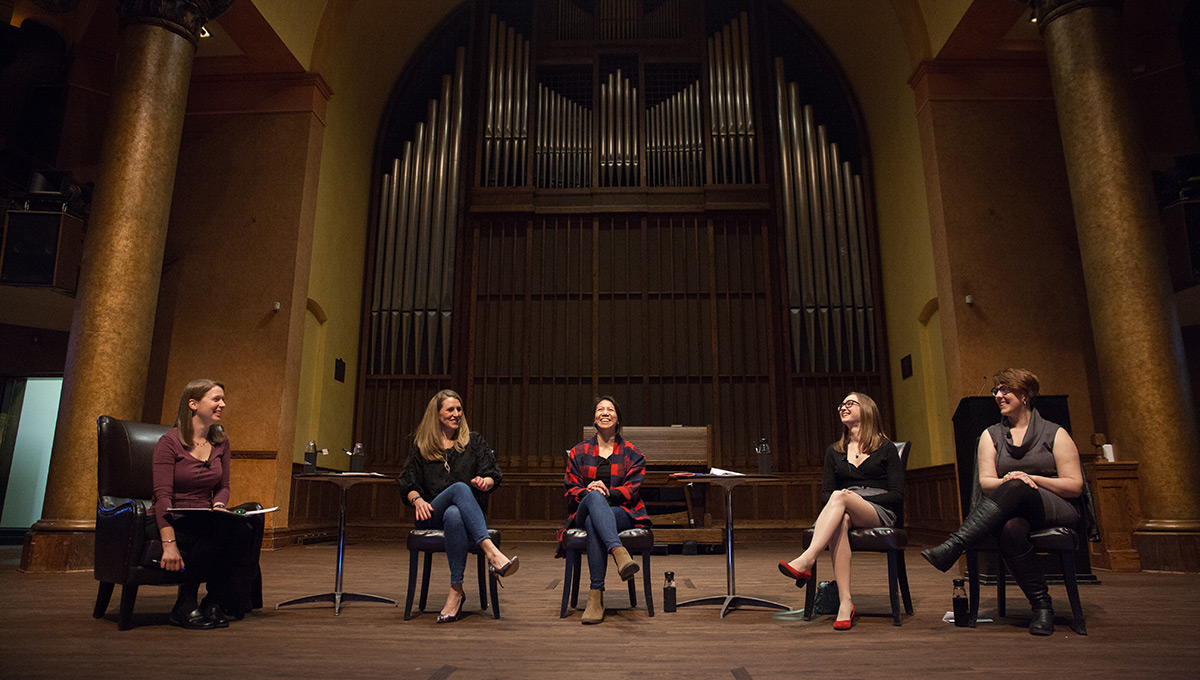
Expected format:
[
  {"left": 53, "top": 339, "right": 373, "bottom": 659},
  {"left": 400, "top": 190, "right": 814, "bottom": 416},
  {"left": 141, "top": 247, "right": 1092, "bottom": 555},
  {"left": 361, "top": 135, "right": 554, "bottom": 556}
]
[{"left": 200, "top": 26, "right": 211, "bottom": 38}]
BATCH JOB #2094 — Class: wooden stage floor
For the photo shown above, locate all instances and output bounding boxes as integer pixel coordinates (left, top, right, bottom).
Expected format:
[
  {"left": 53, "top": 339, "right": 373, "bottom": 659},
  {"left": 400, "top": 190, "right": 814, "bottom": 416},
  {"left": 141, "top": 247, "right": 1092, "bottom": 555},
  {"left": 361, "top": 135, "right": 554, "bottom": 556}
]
[{"left": 1, "top": 541, "right": 1197, "bottom": 679}]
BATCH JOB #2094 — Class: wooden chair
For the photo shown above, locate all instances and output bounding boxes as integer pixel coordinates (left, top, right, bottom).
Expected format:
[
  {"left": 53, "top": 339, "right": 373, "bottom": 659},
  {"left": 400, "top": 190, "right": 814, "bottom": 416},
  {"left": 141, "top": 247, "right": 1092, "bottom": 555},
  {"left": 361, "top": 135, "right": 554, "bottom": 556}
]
[
  {"left": 404, "top": 528, "right": 501, "bottom": 620},
  {"left": 801, "top": 441, "right": 913, "bottom": 626},
  {"left": 92, "top": 415, "right": 264, "bottom": 630},
  {"left": 559, "top": 527, "right": 655, "bottom": 618}
]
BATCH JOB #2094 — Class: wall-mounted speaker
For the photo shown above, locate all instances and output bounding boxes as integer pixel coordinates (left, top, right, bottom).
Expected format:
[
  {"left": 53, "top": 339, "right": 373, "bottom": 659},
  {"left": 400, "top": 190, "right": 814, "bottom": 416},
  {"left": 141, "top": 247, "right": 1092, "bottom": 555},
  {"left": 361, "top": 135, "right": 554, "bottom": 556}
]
[{"left": 0, "top": 210, "right": 84, "bottom": 296}]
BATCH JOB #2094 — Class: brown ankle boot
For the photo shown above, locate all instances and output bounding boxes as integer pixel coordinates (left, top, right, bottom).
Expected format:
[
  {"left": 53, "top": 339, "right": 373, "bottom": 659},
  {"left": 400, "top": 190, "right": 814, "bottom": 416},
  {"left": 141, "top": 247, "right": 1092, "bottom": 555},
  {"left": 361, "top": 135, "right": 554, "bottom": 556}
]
[
  {"left": 581, "top": 589, "right": 605, "bottom": 624},
  {"left": 612, "top": 546, "right": 639, "bottom": 581}
]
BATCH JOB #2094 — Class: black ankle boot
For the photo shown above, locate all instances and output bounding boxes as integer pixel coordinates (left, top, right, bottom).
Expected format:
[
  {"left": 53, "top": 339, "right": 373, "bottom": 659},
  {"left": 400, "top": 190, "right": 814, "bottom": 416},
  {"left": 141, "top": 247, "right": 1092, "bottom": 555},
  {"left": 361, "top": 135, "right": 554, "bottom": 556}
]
[
  {"left": 921, "top": 497, "right": 1006, "bottom": 572},
  {"left": 1005, "top": 547, "right": 1054, "bottom": 636}
]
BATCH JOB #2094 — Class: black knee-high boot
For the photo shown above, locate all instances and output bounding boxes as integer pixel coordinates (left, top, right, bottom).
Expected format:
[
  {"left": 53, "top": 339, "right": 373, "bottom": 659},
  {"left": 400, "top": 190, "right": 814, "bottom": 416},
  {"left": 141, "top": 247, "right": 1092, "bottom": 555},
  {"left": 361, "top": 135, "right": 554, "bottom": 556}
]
[
  {"left": 921, "top": 497, "right": 1007, "bottom": 572},
  {"left": 1005, "top": 547, "right": 1054, "bottom": 636}
]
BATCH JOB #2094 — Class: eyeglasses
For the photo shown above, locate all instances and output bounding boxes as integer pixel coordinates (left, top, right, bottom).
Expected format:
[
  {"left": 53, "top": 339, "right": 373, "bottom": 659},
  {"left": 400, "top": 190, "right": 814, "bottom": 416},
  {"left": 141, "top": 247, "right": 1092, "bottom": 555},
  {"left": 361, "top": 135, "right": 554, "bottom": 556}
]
[
  {"left": 837, "top": 400, "right": 860, "bottom": 413},
  {"left": 991, "top": 386, "right": 1013, "bottom": 397}
]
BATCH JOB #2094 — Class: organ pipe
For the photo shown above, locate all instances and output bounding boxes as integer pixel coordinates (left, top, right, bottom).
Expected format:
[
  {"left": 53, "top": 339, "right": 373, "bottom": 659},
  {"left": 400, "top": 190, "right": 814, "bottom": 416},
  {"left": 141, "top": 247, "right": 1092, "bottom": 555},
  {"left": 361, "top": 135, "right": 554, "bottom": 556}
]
[
  {"left": 368, "top": 47, "right": 468, "bottom": 376},
  {"left": 773, "top": 57, "right": 876, "bottom": 372}
]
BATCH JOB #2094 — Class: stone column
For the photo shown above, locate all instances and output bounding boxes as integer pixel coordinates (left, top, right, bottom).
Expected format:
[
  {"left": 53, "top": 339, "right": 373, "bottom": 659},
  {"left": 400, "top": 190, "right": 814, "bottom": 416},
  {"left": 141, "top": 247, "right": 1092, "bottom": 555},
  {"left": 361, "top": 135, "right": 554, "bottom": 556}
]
[
  {"left": 1033, "top": 0, "right": 1200, "bottom": 570},
  {"left": 20, "top": 0, "right": 233, "bottom": 573}
]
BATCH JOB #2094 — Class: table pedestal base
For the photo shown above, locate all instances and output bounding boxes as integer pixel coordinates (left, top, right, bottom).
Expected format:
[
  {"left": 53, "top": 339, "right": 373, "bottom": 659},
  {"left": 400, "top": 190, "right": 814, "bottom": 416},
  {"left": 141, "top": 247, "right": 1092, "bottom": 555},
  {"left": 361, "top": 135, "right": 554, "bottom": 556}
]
[
  {"left": 678, "top": 594, "right": 790, "bottom": 618},
  {"left": 276, "top": 591, "right": 396, "bottom": 616}
]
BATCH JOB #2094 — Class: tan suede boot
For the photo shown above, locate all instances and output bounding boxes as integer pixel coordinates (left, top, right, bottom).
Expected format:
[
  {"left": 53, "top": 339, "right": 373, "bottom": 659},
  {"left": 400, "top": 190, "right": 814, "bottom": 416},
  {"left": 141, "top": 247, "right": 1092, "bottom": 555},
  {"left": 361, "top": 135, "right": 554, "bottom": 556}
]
[
  {"left": 612, "top": 546, "right": 639, "bottom": 581},
  {"left": 581, "top": 589, "right": 605, "bottom": 624}
]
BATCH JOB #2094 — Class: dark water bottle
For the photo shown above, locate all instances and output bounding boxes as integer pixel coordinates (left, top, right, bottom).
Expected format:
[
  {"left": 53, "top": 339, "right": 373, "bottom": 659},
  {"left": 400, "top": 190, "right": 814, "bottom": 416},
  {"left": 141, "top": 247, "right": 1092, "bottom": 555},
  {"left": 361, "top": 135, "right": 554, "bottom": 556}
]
[
  {"left": 663, "top": 571, "right": 677, "bottom": 613},
  {"left": 757, "top": 438, "right": 772, "bottom": 474},
  {"left": 303, "top": 440, "right": 317, "bottom": 474},
  {"left": 952, "top": 578, "right": 969, "bottom": 627},
  {"left": 349, "top": 442, "right": 366, "bottom": 472}
]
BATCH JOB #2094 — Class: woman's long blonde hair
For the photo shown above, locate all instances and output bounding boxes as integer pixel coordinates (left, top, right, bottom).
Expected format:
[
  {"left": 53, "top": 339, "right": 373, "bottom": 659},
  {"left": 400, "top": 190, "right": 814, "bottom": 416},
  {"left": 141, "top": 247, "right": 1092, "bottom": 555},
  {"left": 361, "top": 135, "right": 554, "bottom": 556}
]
[
  {"left": 833, "top": 392, "right": 888, "bottom": 454},
  {"left": 175, "top": 379, "right": 227, "bottom": 448},
  {"left": 413, "top": 389, "right": 471, "bottom": 461}
]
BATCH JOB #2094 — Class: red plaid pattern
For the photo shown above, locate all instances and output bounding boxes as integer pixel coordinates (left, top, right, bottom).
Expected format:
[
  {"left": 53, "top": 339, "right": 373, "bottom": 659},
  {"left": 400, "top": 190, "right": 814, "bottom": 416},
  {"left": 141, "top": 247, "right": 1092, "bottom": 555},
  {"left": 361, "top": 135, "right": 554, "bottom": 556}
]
[{"left": 555, "top": 435, "right": 651, "bottom": 556}]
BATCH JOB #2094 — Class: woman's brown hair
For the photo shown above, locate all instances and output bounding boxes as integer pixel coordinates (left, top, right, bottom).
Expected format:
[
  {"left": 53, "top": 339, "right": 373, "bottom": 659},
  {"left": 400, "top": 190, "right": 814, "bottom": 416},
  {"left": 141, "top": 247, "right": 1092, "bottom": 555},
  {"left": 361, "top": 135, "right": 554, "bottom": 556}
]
[
  {"left": 833, "top": 392, "right": 888, "bottom": 454},
  {"left": 413, "top": 389, "right": 471, "bottom": 461},
  {"left": 992, "top": 368, "right": 1039, "bottom": 409},
  {"left": 175, "top": 379, "right": 227, "bottom": 448}
]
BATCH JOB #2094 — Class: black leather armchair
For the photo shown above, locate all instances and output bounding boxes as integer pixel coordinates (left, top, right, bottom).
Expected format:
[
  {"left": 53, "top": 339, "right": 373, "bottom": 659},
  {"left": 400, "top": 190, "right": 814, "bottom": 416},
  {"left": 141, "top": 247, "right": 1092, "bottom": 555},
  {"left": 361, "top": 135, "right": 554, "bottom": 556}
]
[{"left": 92, "top": 415, "right": 264, "bottom": 630}]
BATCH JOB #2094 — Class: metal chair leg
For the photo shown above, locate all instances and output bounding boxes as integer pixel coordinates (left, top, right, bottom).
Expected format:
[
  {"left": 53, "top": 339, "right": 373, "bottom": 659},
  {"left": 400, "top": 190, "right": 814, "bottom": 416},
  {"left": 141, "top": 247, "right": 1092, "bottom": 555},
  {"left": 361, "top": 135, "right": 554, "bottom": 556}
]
[{"left": 996, "top": 555, "right": 1007, "bottom": 618}]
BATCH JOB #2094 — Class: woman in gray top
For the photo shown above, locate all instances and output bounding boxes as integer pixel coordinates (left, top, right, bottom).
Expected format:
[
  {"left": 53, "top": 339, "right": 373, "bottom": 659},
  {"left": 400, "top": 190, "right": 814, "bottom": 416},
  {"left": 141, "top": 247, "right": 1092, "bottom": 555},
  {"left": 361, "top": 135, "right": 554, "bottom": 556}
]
[{"left": 922, "top": 368, "right": 1084, "bottom": 636}]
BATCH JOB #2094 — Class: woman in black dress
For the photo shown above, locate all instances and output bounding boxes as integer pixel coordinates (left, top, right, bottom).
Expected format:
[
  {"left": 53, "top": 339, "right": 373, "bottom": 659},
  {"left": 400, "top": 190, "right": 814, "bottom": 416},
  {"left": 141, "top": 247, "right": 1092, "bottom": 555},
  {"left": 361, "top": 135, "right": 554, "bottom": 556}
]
[{"left": 777, "top": 392, "right": 904, "bottom": 630}]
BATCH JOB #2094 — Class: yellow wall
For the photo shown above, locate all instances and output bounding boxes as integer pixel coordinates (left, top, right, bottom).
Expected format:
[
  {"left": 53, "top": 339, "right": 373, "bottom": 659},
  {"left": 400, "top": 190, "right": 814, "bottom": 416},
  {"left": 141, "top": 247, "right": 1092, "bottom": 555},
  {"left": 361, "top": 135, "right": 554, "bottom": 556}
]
[
  {"left": 297, "top": 0, "right": 460, "bottom": 462},
  {"left": 917, "top": 0, "right": 974, "bottom": 57},
  {"left": 250, "top": 0, "right": 328, "bottom": 70},
  {"left": 783, "top": 0, "right": 951, "bottom": 468}
]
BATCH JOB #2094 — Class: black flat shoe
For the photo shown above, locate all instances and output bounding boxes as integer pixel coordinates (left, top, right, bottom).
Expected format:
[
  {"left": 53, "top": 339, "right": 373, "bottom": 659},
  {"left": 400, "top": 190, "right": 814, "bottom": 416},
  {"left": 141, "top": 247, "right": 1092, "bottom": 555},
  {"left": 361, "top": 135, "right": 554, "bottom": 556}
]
[
  {"left": 169, "top": 606, "right": 219, "bottom": 630},
  {"left": 489, "top": 555, "right": 519, "bottom": 578},
  {"left": 200, "top": 599, "right": 230, "bottom": 628}
]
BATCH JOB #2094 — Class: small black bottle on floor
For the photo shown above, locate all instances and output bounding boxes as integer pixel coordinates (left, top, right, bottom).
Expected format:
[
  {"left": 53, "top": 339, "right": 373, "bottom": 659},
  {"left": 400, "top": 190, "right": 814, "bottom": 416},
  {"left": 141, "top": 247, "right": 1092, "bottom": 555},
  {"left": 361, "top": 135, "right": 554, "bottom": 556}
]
[
  {"left": 952, "top": 578, "right": 969, "bottom": 627},
  {"left": 664, "top": 571, "right": 677, "bottom": 613}
]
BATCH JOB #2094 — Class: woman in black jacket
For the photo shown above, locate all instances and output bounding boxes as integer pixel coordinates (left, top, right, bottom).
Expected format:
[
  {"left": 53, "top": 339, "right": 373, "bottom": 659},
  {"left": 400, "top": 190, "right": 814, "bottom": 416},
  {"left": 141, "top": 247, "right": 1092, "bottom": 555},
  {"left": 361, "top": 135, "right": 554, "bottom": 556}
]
[{"left": 398, "top": 389, "right": 518, "bottom": 623}]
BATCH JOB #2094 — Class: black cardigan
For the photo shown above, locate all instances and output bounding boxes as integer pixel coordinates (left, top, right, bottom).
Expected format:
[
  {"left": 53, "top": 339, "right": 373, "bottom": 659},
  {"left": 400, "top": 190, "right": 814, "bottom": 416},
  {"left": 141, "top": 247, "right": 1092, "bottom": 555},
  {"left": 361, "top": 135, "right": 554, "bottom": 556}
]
[
  {"left": 396, "top": 432, "right": 503, "bottom": 512},
  {"left": 819, "top": 440, "right": 905, "bottom": 517}
]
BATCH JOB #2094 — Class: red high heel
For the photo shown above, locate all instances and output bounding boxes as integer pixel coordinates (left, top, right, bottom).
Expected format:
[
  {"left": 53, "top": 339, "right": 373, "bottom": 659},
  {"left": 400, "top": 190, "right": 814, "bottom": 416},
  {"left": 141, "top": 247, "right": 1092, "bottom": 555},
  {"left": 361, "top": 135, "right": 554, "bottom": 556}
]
[
  {"left": 833, "top": 606, "right": 856, "bottom": 631},
  {"left": 778, "top": 561, "right": 812, "bottom": 587}
]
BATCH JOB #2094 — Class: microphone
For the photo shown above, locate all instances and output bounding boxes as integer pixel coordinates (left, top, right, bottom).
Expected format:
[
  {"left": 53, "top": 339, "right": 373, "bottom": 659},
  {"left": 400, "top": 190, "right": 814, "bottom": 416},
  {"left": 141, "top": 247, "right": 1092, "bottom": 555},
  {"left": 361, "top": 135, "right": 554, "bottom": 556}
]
[{"left": 976, "top": 376, "right": 989, "bottom": 397}]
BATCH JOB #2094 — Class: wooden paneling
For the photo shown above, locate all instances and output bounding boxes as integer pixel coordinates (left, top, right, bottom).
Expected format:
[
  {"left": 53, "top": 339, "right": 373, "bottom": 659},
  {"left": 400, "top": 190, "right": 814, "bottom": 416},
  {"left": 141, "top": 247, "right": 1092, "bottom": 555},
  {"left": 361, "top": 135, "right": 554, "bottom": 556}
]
[
  {"left": 903, "top": 463, "right": 960, "bottom": 545},
  {"left": 1086, "top": 460, "right": 1142, "bottom": 572}
]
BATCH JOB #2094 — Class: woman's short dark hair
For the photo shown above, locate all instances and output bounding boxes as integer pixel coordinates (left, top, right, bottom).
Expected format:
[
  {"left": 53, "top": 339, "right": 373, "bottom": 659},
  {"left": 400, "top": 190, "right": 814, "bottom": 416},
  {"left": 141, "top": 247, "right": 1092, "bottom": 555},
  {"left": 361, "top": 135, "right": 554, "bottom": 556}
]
[{"left": 993, "top": 368, "right": 1039, "bottom": 406}]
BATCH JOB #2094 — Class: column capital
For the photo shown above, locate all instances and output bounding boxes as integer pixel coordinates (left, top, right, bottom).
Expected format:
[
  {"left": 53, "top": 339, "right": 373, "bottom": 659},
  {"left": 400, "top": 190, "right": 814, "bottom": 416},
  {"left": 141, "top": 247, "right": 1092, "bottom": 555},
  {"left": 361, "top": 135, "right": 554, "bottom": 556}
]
[
  {"left": 117, "top": 0, "right": 234, "bottom": 47},
  {"left": 1027, "top": 0, "right": 1122, "bottom": 33}
]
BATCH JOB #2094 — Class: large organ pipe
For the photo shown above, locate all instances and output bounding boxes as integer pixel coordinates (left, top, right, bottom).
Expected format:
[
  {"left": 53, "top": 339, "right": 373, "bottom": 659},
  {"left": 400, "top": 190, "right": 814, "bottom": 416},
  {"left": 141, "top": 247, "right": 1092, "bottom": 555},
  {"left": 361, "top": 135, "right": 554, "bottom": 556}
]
[
  {"left": 369, "top": 47, "right": 466, "bottom": 375},
  {"left": 774, "top": 59, "right": 877, "bottom": 372},
  {"left": 708, "top": 13, "right": 756, "bottom": 185},
  {"left": 482, "top": 17, "right": 529, "bottom": 187}
]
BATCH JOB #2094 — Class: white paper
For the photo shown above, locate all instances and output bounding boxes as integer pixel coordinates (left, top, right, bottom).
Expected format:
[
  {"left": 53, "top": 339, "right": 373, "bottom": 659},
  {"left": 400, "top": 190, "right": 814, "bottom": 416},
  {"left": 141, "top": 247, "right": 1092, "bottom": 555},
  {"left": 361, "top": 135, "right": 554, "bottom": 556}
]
[
  {"left": 168, "top": 506, "right": 279, "bottom": 516},
  {"left": 942, "top": 610, "right": 992, "bottom": 624},
  {"left": 707, "top": 467, "right": 745, "bottom": 477}
]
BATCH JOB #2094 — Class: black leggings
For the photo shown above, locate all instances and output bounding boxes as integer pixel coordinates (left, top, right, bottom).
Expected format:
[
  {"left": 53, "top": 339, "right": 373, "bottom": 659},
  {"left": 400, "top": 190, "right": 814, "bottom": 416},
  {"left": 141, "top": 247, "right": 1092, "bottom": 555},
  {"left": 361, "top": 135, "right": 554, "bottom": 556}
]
[{"left": 987, "top": 479, "right": 1046, "bottom": 557}]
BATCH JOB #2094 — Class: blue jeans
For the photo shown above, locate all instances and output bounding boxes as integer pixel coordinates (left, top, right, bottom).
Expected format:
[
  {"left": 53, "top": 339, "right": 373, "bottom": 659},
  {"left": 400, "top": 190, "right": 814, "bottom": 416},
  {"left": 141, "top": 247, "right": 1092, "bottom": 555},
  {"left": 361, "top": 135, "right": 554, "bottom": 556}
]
[
  {"left": 572, "top": 490, "right": 634, "bottom": 591},
  {"left": 415, "top": 482, "right": 491, "bottom": 585}
]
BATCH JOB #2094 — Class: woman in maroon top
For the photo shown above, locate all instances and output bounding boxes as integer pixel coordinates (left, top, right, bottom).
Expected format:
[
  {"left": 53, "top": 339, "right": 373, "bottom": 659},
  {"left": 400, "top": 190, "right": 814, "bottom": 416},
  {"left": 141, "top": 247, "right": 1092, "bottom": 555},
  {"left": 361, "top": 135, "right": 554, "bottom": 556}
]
[
  {"left": 151, "top": 379, "right": 257, "bottom": 629},
  {"left": 558, "top": 396, "right": 651, "bottom": 624}
]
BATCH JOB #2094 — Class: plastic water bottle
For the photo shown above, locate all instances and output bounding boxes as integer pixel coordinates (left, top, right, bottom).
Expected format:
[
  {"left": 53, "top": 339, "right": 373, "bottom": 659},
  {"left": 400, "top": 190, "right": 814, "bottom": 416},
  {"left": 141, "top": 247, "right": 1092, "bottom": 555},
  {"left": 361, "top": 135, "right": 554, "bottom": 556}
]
[
  {"left": 663, "top": 571, "right": 677, "bottom": 613},
  {"left": 757, "top": 438, "right": 771, "bottom": 474},
  {"left": 952, "top": 578, "right": 969, "bottom": 627}
]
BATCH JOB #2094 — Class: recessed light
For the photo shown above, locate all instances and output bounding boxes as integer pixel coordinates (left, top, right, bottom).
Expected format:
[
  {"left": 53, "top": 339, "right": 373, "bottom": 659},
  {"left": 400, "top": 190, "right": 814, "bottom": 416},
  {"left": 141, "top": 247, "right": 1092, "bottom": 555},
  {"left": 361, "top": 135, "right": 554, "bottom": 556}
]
[{"left": 200, "top": 26, "right": 211, "bottom": 38}]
